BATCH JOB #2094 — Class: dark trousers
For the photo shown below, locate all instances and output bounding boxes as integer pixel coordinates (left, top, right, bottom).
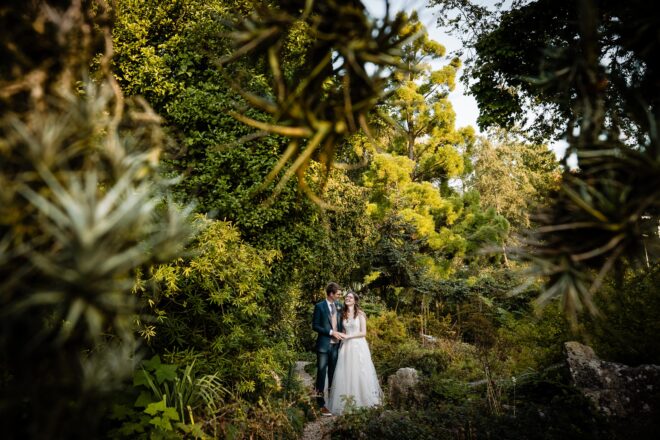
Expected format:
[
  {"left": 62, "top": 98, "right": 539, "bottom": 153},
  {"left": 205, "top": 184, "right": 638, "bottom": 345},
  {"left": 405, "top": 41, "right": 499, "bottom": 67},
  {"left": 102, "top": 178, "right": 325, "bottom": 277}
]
[{"left": 315, "top": 343, "right": 339, "bottom": 408}]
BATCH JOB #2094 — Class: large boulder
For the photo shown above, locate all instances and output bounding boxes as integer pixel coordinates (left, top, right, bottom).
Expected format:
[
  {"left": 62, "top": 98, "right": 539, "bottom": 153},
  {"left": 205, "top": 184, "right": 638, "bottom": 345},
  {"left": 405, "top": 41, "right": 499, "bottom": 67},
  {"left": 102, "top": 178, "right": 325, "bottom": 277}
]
[
  {"left": 387, "top": 367, "right": 423, "bottom": 407},
  {"left": 565, "top": 341, "right": 660, "bottom": 417}
]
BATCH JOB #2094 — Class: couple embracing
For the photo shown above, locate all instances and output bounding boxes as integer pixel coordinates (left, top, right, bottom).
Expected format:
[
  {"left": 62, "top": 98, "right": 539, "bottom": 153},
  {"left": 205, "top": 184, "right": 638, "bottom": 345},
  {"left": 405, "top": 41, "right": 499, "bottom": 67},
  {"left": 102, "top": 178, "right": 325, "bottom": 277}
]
[{"left": 312, "top": 282, "right": 382, "bottom": 416}]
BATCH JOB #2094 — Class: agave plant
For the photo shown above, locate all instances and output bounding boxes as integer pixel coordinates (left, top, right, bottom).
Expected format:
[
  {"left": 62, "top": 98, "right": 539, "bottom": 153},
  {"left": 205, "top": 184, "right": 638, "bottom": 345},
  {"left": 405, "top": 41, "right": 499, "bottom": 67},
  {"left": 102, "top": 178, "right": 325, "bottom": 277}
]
[
  {"left": 222, "top": 0, "right": 413, "bottom": 205},
  {"left": 512, "top": 0, "right": 660, "bottom": 324},
  {"left": 0, "top": 80, "right": 194, "bottom": 438},
  {"left": 0, "top": 1, "right": 193, "bottom": 437},
  {"left": 2, "top": 80, "right": 193, "bottom": 343}
]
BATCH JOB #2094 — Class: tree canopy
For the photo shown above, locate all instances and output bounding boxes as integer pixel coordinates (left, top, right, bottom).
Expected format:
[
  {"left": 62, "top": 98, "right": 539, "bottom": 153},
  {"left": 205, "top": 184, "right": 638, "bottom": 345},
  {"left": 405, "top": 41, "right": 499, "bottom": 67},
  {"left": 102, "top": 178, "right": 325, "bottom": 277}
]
[{"left": 432, "top": 0, "right": 659, "bottom": 320}]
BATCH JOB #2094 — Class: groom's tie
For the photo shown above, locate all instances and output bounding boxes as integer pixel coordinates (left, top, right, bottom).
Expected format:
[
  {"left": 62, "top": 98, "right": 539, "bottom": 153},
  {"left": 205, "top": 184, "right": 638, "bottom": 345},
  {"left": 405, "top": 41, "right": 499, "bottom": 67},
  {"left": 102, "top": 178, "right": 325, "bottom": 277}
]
[{"left": 330, "top": 302, "right": 338, "bottom": 343}]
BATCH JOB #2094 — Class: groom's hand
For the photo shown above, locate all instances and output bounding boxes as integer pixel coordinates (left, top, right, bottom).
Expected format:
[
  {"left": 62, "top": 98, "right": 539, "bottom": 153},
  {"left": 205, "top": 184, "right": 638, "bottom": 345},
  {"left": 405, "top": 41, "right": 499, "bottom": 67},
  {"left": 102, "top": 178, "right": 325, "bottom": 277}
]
[{"left": 334, "top": 332, "right": 347, "bottom": 340}]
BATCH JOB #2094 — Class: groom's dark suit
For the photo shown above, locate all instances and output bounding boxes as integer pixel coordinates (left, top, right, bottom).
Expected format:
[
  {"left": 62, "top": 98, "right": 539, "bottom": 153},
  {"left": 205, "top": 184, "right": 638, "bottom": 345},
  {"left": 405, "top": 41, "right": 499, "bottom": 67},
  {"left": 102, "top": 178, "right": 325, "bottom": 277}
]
[{"left": 312, "top": 298, "right": 343, "bottom": 409}]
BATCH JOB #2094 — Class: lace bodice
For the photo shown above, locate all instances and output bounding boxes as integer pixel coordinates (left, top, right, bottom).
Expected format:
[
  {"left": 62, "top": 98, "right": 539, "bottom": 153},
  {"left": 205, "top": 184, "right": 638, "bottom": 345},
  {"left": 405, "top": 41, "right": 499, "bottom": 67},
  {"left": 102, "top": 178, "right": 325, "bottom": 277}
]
[
  {"left": 342, "top": 316, "right": 360, "bottom": 335},
  {"left": 342, "top": 313, "right": 366, "bottom": 338}
]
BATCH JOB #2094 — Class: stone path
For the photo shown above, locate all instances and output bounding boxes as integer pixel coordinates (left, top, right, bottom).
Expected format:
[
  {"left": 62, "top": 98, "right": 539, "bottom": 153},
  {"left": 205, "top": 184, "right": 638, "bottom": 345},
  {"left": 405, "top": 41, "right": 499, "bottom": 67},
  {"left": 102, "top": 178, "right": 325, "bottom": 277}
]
[{"left": 294, "top": 361, "right": 335, "bottom": 440}]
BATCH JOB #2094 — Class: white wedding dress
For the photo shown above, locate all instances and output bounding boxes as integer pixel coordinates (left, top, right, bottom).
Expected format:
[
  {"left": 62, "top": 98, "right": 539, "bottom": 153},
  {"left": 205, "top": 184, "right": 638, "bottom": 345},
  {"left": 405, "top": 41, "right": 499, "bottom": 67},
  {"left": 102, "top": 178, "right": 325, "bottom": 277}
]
[{"left": 327, "top": 313, "right": 382, "bottom": 415}]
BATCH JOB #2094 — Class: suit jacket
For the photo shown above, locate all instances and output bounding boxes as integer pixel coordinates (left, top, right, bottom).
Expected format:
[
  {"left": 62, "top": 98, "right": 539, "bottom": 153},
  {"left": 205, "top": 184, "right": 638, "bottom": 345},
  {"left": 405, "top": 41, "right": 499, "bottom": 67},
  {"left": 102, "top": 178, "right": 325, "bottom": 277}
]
[{"left": 312, "top": 299, "right": 343, "bottom": 353}]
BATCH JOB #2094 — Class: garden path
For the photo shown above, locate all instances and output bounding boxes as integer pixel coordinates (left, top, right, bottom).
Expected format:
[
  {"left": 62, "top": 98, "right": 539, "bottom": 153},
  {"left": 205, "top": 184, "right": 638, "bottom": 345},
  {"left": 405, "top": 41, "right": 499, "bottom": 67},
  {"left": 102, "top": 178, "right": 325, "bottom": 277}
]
[{"left": 294, "top": 361, "right": 335, "bottom": 440}]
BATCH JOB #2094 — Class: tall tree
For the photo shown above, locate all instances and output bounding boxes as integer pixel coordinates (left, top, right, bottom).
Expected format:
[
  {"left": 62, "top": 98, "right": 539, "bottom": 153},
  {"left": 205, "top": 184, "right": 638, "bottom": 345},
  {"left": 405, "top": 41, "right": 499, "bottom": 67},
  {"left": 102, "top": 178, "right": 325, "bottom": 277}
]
[
  {"left": 432, "top": 0, "right": 660, "bottom": 321},
  {"left": 470, "top": 129, "right": 560, "bottom": 232},
  {"left": 359, "top": 15, "right": 508, "bottom": 296},
  {"left": 431, "top": 0, "right": 659, "bottom": 143},
  {"left": 380, "top": 12, "right": 470, "bottom": 190}
]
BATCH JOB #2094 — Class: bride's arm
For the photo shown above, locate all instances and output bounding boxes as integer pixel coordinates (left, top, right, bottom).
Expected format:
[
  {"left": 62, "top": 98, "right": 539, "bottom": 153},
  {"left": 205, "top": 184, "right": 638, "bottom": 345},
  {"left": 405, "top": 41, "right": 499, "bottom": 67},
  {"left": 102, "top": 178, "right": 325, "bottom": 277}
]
[{"left": 346, "top": 312, "right": 367, "bottom": 339}]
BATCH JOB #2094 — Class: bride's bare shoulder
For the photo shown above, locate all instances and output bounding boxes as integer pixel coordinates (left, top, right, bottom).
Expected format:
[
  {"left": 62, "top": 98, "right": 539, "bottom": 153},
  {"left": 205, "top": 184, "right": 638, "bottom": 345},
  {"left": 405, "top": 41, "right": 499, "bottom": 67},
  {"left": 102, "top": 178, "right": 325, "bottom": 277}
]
[{"left": 358, "top": 310, "right": 367, "bottom": 318}]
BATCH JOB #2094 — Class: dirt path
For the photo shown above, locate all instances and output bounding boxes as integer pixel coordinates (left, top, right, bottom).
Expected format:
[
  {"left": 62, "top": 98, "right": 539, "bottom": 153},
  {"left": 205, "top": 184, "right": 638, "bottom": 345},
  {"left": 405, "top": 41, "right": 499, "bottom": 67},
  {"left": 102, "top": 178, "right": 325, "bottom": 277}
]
[{"left": 294, "top": 361, "right": 335, "bottom": 440}]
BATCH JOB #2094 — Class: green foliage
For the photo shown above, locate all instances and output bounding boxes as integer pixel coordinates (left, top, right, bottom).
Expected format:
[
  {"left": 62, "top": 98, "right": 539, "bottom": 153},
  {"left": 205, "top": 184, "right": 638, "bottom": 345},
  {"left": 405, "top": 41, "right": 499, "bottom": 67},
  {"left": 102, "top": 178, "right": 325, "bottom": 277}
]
[
  {"left": 433, "top": 0, "right": 660, "bottom": 143},
  {"left": 434, "top": 0, "right": 660, "bottom": 321},
  {"left": 124, "top": 216, "right": 318, "bottom": 438},
  {"left": 333, "top": 372, "right": 613, "bottom": 440},
  {"left": 584, "top": 264, "right": 660, "bottom": 365},
  {"left": 111, "top": 355, "right": 311, "bottom": 439},
  {"left": 0, "top": 2, "right": 193, "bottom": 437},
  {"left": 136, "top": 215, "right": 290, "bottom": 396},
  {"left": 368, "top": 268, "right": 571, "bottom": 386},
  {"left": 358, "top": 13, "right": 486, "bottom": 288},
  {"left": 496, "top": 302, "right": 570, "bottom": 374},
  {"left": 354, "top": 14, "right": 509, "bottom": 298},
  {"left": 363, "top": 187, "right": 508, "bottom": 304},
  {"left": 375, "top": 341, "right": 450, "bottom": 380},
  {"left": 521, "top": 150, "right": 659, "bottom": 324},
  {"left": 218, "top": 394, "right": 309, "bottom": 440},
  {"left": 220, "top": 0, "right": 412, "bottom": 200},
  {"left": 381, "top": 12, "right": 467, "bottom": 186},
  {"left": 113, "top": 0, "right": 376, "bottom": 303},
  {"left": 110, "top": 355, "right": 225, "bottom": 439},
  {"left": 425, "top": 376, "right": 471, "bottom": 403},
  {"left": 111, "top": 2, "right": 382, "bottom": 436},
  {"left": 470, "top": 129, "right": 561, "bottom": 232},
  {"left": 367, "top": 311, "right": 448, "bottom": 378},
  {"left": 449, "top": 191, "right": 510, "bottom": 258},
  {"left": 8, "top": 1, "right": 655, "bottom": 439},
  {"left": 113, "top": 0, "right": 243, "bottom": 110},
  {"left": 424, "top": 269, "right": 570, "bottom": 380},
  {"left": 368, "top": 311, "right": 408, "bottom": 347},
  {"left": 144, "top": 397, "right": 180, "bottom": 431}
]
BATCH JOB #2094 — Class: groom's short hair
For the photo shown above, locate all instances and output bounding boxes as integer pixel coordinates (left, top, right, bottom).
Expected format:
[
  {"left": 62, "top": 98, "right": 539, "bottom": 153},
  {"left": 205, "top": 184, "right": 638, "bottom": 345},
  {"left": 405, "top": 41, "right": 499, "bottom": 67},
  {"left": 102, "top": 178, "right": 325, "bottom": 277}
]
[{"left": 326, "top": 282, "right": 340, "bottom": 296}]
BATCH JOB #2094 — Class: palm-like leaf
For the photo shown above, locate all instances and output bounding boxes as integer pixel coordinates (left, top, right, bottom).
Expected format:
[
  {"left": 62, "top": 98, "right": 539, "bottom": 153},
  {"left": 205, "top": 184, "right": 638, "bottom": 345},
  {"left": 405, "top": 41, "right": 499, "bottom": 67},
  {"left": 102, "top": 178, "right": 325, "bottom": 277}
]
[
  {"left": 0, "top": 1, "right": 194, "bottom": 437},
  {"left": 2, "top": 84, "right": 193, "bottom": 345},
  {"left": 223, "top": 0, "right": 414, "bottom": 203},
  {"left": 512, "top": 0, "right": 660, "bottom": 324}
]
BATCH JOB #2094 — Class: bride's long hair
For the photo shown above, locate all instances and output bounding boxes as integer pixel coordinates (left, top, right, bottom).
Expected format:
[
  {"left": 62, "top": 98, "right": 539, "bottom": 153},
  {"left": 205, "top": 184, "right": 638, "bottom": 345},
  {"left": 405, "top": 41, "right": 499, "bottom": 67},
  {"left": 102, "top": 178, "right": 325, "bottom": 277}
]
[{"left": 341, "top": 291, "right": 363, "bottom": 321}]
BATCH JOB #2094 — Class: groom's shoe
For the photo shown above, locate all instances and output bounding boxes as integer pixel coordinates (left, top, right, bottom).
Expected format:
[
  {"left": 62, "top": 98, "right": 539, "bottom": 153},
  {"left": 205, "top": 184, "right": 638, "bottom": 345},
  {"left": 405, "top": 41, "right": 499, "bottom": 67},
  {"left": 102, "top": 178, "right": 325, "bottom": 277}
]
[{"left": 320, "top": 407, "right": 333, "bottom": 416}]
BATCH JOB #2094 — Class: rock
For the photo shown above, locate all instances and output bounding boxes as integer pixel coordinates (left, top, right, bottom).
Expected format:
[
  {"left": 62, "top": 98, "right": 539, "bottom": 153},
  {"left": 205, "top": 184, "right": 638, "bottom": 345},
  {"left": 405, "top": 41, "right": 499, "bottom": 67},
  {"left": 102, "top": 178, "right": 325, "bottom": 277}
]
[
  {"left": 564, "top": 341, "right": 660, "bottom": 417},
  {"left": 387, "top": 367, "right": 422, "bottom": 407},
  {"left": 421, "top": 334, "right": 437, "bottom": 344}
]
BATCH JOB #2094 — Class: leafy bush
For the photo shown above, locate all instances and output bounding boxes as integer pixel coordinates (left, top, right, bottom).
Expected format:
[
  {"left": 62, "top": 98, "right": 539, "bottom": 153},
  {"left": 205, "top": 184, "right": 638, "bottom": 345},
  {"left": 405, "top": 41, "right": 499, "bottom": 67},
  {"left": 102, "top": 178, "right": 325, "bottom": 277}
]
[
  {"left": 402, "top": 313, "right": 457, "bottom": 340},
  {"left": 333, "top": 371, "right": 612, "bottom": 440},
  {"left": 496, "top": 302, "right": 570, "bottom": 374},
  {"left": 367, "top": 311, "right": 449, "bottom": 378},
  {"left": 333, "top": 407, "right": 437, "bottom": 440},
  {"left": 110, "top": 355, "right": 311, "bottom": 440},
  {"left": 125, "top": 216, "right": 318, "bottom": 438},
  {"left": 135, "top": 216, "right": 292, "bottom": 396},
  {"left": 368, "top": 311, "right": 409, "bottom": 348},
  {"left": 425, "top": 377, "right": 472, "bottom": 403},
  {"left": 585, "top": 264, "right": 660, "bottom": 365},
  {"left": 110, "top": 355, "right": 219, "bottom": 438},
  {"left": 1, "top": 34, "right": 192, "bottom": 440}
]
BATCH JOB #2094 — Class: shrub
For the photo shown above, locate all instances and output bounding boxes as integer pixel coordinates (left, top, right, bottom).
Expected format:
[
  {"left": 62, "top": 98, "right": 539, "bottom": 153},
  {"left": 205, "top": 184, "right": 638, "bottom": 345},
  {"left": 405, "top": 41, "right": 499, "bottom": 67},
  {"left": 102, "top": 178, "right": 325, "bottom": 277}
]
[
  {"left": 585, "top": 264, "right": 660, "bottom": 365},
  {"left": 367, "top": 311, "right": 449, "bottom": 378},
  {"left": 496, "top": 302, "right": 570, "bottom": 375},
  {"left": 109, "top": 355, "right": 222, "bottom": 438},
  {"left": 135, "top": 216, "right": 290, "bottom": 396},
  {"left": 425, "top": 376, "right": 472, "bottom": 403},
  {"left": 332, "top": 372, "right": 613, "bottom": 440}
]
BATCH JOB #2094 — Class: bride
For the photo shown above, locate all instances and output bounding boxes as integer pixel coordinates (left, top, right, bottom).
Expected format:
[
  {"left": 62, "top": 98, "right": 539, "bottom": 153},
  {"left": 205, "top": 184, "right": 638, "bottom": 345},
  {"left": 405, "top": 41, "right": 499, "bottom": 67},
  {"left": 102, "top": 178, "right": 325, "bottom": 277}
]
[{"left": 328, "top": 291, "right": 382, "bottom": 415}]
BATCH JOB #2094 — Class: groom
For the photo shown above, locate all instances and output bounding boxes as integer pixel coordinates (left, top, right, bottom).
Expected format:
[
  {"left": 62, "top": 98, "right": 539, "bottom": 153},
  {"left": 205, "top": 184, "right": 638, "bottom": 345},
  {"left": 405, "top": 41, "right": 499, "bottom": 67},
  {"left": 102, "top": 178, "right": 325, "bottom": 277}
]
[{"left": 312, "top": 282, "right": 345, "bottom": 416}]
